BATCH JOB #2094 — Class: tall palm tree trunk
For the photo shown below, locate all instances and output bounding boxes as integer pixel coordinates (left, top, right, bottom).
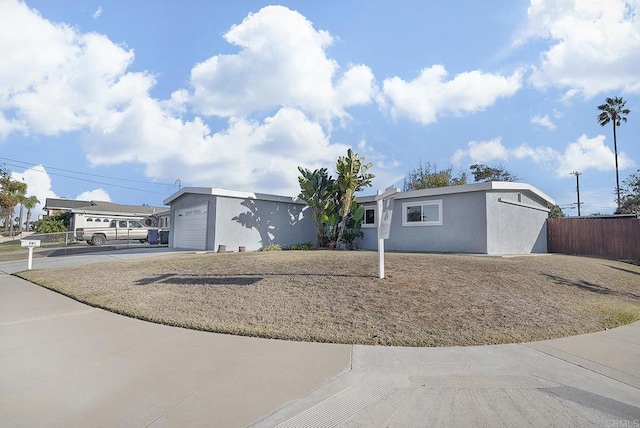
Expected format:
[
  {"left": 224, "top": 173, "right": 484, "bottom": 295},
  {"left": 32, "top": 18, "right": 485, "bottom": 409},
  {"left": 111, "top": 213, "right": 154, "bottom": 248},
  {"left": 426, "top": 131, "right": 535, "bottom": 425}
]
[
  {"left": 613, "top": 121, "right": 621, "bottom": 210},
  {"left": 18, "top": 203, "right": 24, "bottom": 233}
]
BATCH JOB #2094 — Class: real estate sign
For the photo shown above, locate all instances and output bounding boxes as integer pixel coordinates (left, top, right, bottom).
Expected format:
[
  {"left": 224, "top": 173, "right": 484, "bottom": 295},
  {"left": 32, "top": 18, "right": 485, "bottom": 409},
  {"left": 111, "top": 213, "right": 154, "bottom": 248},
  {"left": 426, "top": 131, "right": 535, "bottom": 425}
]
[
  {"left": 375, "top": 186, "right": 400, "bottom": 279},
  {"left": 378, "top": 197, "right": 394, "bottom": 240}
]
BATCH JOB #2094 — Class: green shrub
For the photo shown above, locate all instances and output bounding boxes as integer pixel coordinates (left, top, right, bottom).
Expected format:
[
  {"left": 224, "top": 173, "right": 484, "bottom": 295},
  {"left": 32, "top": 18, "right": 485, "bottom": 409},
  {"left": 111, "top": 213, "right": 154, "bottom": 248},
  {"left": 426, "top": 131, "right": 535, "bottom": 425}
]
[
  {"left": 288, "top": 242, "right": 314, "bottom": 250},
  {"left": 260, "top": 243, "right": 282, "bottom": 251}
]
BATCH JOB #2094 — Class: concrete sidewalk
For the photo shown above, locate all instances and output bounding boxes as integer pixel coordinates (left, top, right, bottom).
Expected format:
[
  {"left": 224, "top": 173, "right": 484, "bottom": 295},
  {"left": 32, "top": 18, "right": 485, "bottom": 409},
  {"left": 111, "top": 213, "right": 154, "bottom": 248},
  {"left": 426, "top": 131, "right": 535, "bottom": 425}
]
[
  {"left": 258, "top": 322, "right": 640, "bottom": 427},
  {"left": 1, "top": 252, "right": 639, "bottom": 427},
  {"left": 0, "top": 273, "right": 351, "bottom": 427}
]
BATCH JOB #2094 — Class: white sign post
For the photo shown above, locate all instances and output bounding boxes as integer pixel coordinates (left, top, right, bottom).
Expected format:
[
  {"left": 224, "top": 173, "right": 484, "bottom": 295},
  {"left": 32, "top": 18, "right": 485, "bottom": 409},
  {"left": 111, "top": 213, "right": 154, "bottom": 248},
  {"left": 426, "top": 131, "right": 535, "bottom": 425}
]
[
  {"left": 376, "top": 186, "right": 400, "bottom": 279},
  {"left": 21, "top": 239, "right": 41, "bottom": 270}
]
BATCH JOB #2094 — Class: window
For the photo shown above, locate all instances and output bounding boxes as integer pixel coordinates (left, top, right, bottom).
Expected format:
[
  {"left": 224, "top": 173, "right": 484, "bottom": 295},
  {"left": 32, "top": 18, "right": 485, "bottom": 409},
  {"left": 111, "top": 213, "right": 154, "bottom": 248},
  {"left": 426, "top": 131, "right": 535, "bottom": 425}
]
[
  {"left": 362, "top": 207, "right": 376, "bottom": 228},
  {"left": 129, "top": 221, "right": 143, "bottom": 228},
  {"left": 119, "top": 221, "right": 127, "bottom": 228},
  {"left": 402, "top": 200, "right": 442, "bottom": 226},
  {"left": 86, "top": 218, "right": 93, "bottom": 222}
]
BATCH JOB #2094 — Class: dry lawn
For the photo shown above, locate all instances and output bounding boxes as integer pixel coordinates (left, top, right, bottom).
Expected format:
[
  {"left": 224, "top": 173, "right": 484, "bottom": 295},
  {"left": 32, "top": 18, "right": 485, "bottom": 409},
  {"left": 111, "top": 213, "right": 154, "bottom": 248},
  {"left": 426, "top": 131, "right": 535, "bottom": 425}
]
[{"left": 17, "top": 250, "right": 640, "bottom": 347}]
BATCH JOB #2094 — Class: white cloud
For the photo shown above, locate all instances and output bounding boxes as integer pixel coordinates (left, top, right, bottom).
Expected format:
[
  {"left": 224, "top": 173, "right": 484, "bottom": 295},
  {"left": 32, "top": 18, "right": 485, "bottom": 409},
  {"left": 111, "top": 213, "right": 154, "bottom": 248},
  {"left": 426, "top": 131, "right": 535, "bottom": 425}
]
[
  {"left": 553, "top": 134, "right": 634, "bottom": 175},
  {"left": 382, "top": 65, "right": 523, "bottom": 125},
  {"left": 0, "top": 1, "right": 155, "bottom": 135},
  {"left": 76, "top": 189, "right": 111, "bottom": 201},
  {"left": 189, "top": 5, "right": 375, "bottom": 123},
  {"left": 452, "top": 138, "right": 509, "bottom": 164},
  {"left": 0, "top": 2, "right": 391, "bottom": 197},
  {"left": 84, "top": 105, "right": 350, "bottom": 195},
  {"left": 452, "top": 134, "right": 634, "bottom": 177},
  {"left": 10, "top": 165, "right": 57, "bottom": 220},
  {"left": 531, "top": 114, "right": 556, "bottom": 130},
  {"left": 92, "top": 6, "right": 102, "bottom": 19},
  {"left": 523, "top": 0, "right": 640, "bottom": 97}
]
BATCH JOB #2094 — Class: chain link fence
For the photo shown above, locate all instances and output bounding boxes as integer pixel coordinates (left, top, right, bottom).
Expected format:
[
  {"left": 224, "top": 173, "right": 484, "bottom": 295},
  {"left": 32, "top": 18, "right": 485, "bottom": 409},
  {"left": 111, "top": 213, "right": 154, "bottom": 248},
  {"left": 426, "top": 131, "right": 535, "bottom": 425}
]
[
  {"left": 0, "top": 231, "right": 74, "bottom": 253},
  {"left": 0, "top": 230, "right": 156, "bottom": 256}
]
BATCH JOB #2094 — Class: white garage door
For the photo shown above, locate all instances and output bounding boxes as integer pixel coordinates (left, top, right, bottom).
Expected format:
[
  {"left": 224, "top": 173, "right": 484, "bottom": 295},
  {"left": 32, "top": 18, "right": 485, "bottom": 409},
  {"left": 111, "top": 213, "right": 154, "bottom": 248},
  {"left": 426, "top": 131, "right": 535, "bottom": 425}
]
[{"left": 173, "top": 204, "right": 208, "bottom": 250}]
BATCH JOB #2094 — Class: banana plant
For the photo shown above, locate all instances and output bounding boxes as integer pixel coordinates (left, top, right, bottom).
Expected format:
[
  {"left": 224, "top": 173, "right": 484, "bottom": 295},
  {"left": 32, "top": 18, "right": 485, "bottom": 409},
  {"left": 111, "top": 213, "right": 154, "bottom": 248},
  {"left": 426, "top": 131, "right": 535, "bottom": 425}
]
[
  {"left": 297, "top": 167, "right": 336, "bottom": 247},
  {"left": 342, "top": 204, "right": 365, "bottom": 246},
  {"left": 335, "top": 149, "right": 374, "bottom": 243}
]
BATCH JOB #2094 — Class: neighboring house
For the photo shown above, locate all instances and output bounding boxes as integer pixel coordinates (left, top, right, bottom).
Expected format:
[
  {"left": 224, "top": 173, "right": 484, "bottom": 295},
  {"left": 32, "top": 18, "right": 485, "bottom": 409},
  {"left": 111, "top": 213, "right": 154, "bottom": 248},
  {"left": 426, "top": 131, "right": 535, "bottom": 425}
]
[
  {"left": 163, "top": 187, "right": 315, "bottom": 251},
  {"left": 356, "top": 181, "right": 554, "bottom": 254},
  {"left": 42, "top": 198, "right": 168, "bottom": 231},
  {"left": 156, "top": 209, "right": 171, "bottom": 229},
  {"left": 43, "top": 198, "right": 91, "bottom": 217},
  {"left": 164, "top": 182, "right": 554, "bottom": 255}
]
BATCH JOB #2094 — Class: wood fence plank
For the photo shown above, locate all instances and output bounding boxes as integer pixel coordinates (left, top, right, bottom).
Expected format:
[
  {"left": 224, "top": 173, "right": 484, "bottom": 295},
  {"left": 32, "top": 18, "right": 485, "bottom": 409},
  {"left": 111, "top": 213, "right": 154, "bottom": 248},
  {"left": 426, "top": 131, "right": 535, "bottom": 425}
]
[{"left": 547, "top": 217, "right": 640, "bottom": 261}]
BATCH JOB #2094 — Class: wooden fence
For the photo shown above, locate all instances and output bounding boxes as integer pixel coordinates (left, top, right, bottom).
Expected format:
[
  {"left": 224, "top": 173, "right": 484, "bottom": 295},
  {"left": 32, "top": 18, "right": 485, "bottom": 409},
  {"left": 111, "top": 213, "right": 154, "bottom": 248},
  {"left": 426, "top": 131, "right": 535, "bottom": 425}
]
[{"left": 547, "top": 217, "right": 640, "bottom": 261}]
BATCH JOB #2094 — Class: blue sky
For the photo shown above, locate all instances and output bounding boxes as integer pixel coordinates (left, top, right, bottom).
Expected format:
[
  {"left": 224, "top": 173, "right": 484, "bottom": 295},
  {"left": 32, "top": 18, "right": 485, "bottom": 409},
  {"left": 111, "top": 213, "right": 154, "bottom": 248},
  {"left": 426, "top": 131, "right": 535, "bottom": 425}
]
[{"left": 1, "top": 0, "right": 639, "bottom": 217}]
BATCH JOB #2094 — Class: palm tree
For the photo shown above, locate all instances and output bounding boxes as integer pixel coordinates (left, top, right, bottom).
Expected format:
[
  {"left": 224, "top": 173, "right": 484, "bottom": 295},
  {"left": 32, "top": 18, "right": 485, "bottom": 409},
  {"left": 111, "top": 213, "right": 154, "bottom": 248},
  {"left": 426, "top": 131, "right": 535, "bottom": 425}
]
[
  {"left": 23, "top": 195, "right": 40, "bottom": 231},
  {"left": 598, "top": 97, "right": 630, "bottom": 211},
  {"left": 3, "top": 179, "right": 26, "bottom": 236},
  {"left": 16, "top": 193, "right": 26, "bottom": 233}
]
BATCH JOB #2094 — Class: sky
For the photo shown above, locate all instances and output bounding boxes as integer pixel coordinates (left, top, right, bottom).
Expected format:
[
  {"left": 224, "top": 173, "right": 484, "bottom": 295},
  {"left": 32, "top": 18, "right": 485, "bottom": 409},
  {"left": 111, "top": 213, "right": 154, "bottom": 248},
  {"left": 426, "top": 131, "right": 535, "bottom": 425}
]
[{"left": 1, "top": 0, "right": 639, "bottom": 218}]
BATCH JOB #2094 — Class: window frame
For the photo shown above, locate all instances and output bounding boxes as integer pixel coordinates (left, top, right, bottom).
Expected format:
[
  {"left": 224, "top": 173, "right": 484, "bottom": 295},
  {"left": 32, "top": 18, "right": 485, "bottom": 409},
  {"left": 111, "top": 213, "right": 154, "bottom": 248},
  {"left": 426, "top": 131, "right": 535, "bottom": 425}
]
[
  {"left": 402, "top": 199, "right": 443, "bottom": 226},
  {"left": 362, "top": 206, "right": 376, "bottom": 228}
]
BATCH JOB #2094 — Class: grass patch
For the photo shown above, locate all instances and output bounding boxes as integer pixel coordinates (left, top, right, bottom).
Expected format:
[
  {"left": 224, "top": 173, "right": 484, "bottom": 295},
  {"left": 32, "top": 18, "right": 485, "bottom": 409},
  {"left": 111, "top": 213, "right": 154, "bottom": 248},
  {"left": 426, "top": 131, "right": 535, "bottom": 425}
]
[{"left": 16, "top": 251, "right": 640, "bottom": 347}]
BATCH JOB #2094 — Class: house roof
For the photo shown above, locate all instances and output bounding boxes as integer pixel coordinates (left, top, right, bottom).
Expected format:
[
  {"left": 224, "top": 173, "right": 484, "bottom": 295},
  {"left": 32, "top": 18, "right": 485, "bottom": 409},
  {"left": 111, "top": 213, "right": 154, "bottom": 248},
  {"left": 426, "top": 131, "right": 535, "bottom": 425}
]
[
  {"left": 44, "top": 198, "right": 166, "bottom": 216},
  {"left": 70, "top": 201, "right": 166, "bottom": 216},
  {"left": 43, "top": 198, "right": 92, "bottom": 211},
  {"left": 356, "top": 181, "right": 556, "bottom": 206},
  {"left": 163, "top": 187, "right": 305, "bottom": 205}
]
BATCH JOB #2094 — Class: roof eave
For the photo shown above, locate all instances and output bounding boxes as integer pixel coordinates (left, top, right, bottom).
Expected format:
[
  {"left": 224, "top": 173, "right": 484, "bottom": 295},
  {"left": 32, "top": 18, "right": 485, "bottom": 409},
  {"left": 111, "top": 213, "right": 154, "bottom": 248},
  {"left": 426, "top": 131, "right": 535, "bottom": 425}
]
[
  {"left": 164, "top": 187, "right": 305, "bottom": 205},
  {"left": 357, "top": 181, "right": 555, "bottom": 205}
]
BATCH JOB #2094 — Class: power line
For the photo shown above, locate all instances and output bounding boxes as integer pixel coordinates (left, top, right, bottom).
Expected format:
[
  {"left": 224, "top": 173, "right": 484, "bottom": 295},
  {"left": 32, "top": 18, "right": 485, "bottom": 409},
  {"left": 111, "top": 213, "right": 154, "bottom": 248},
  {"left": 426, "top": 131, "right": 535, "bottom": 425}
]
[
  {"left": 0, "top": 157, "right": 176, "bottom": 187},
  {"left": 0, "top": 158, "right": 175, "bottom": 195}
]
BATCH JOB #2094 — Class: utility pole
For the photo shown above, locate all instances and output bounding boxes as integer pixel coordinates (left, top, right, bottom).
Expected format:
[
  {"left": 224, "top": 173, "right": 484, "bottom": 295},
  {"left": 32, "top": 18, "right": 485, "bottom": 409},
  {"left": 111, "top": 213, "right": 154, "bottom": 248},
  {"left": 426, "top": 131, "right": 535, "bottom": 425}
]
[{"left": 570, "top": 171, "right": 582, "bottom": 216}]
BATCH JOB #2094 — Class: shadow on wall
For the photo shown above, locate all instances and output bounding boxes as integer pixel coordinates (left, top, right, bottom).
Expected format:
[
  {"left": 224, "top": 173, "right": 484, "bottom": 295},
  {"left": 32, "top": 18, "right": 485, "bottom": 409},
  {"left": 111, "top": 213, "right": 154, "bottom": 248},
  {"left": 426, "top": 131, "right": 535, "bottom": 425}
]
[{"left": 232, "top": 199, "right": 305, "bottom": 247}]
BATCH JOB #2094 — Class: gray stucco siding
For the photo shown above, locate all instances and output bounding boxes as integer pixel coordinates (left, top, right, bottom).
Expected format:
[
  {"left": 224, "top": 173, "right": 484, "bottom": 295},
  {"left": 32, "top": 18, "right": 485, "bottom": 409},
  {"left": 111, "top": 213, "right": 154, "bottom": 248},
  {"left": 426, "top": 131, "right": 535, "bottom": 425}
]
[
  {"left": 485, "top": 191, "right": 548, "bottom": 254},
  {"left": 360, "top": 192, "right": 488, "bottom": 253},
  {"left": 213, "top": 196, "right": 315, "bottom": 251},
  {"left": 214, "top": 196, "right": 315, "bottom": 251}
]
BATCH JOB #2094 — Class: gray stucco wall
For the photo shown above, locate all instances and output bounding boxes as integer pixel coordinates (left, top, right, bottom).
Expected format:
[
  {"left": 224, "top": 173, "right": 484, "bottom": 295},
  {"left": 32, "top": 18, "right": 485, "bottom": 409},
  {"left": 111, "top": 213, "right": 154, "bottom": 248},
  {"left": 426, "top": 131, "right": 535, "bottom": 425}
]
[
  {"left": 485, "top": 191, "right": 548, "bottom": 254},
  {"left": 169, "top": 193, "right": 315, "bottom": 251},
  {"left": 359, "top": 192, "right": 489, "bottom": 253},
  {"left": 214, "top": 196, "right": 315, "bottom": 251}
]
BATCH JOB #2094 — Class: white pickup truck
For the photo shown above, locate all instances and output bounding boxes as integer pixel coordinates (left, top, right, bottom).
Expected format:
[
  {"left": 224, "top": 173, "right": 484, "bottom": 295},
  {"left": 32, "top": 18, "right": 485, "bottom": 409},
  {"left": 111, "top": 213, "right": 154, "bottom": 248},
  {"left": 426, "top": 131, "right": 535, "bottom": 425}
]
[{"left": 75, "top": 219, "right": 150, "bottom": 246}]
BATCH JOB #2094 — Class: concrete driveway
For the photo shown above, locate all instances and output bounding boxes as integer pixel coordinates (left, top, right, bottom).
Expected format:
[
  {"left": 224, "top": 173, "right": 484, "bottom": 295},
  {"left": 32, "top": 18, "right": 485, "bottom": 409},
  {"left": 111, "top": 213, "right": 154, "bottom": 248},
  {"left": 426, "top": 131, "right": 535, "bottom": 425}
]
[{"left": 1, "top": 249, "right": 639, "bottom": 427}]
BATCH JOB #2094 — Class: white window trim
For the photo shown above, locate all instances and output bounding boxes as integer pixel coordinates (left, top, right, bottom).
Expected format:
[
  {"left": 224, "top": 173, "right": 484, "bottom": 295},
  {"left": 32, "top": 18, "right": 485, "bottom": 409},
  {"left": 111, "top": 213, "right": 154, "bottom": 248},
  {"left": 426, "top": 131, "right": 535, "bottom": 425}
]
[
  {"left": 402, "top": 200, "right": 443, "bottom": 226},
  {"left": 362, "top": 206, "right": 376, "bottom": 228}
]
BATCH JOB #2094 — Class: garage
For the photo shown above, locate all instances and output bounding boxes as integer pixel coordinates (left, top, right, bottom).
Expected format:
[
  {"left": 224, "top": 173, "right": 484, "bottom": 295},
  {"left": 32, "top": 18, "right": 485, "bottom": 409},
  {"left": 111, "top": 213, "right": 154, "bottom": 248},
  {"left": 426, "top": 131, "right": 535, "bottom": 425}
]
[{"left": 173, "top": 204, "right": 208, "bottom": 250}]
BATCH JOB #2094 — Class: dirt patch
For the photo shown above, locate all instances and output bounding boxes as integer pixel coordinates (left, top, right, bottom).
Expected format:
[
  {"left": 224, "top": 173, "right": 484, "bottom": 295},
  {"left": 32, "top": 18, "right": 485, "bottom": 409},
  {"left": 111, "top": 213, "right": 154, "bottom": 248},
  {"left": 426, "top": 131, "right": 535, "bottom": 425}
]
[{"left": 17, "top": 251, "right": 640, "bottom": 347}]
